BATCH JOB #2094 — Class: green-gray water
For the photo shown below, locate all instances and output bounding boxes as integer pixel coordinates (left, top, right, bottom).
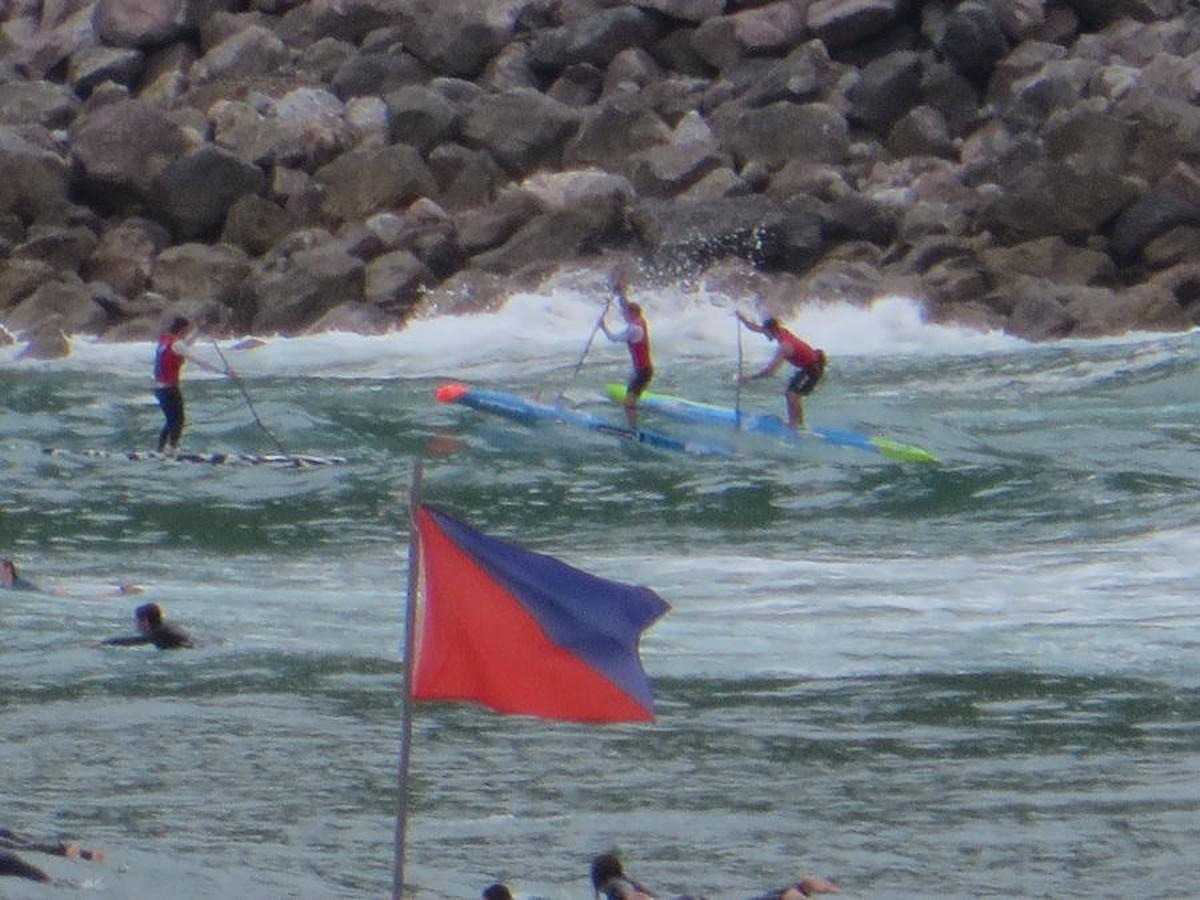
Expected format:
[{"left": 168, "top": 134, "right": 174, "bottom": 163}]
[{"left": 3, "top": 294, "right": 1199, "bottom": 897}]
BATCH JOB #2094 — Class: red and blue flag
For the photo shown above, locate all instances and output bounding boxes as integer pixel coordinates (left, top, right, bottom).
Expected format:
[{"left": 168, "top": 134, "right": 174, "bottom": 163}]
[{"left": 411, "top": 504, "right": 670, "bottom": 723}]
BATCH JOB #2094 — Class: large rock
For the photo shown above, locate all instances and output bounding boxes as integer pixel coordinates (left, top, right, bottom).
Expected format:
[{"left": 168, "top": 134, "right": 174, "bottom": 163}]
[
  {"left": 715, "top": 101, "right": 849, "bottom": 169},
  {"left": 70, "top": 99, "right": 189, "bottom": 208},
  {"left": 977, "top": 161, "right": 1140, "bottom": 240},
  {"left": 315, "top": 143, "right": 438, "bottom": 222},
  {"left": 82, "top": 217, "right": 171, "bottom": 296},
  {"left": 0, "top": 259, "right": 58, "bottom": 311},
  {"left": 690, "top": 2, "right": 809, "bottom": 71},
  {"left": 0, "top": 127, "right": 70, "bottom": 222},
  {"left": 154, "top": 146, "right": 267, "bottom": 239},
  {"left": 189, "top": 25, "right": 289, "bottom": 85},
  {"left": 251, "top": 241, "right": 366, "bottom": 334},
  {"left": 981, "top": 235, "right": 1115, "bottom": 286},
  {"left": 221, "top": 194, "right": 296, "bottom": 256},
  {"left": 939, "top": 1, "right": 1009, "bottom": 84},
  {"left": 460, "top": 88, "right": 581, "bottom": 176},
  {"left": 563, "top": 93, "right": 673, "bottom": 173},
  {"left": 470, "top": 202, "right": 624, "bottom": 276},
  {"left": 629, "top": 196, "right": 824, "bottom": 272},
  {"left": 848, "top": 50, "right": 924, "bottom": 132},
  {"left": 364, "top": 249, "right": 433, "bottom": 310},
  {"left": 530, "top": 6, "right": 668, "bottom": 72},
  {"left": 394, "top": 0, "right": 527, "bottom": 78},
  {"left": 1110, "top": 191, "right": 1200, "bottom": 263},
  {"left": 94, "top": 0, "right": 191, "bottom": 48},
  {"left": 13, "top": 225, "right": 98, "bottom": 271},
  {"left": 4, "top": 276, "right": 107, "bottom": 336},
  {"left": 152, "top": 242, "right": 254, "bottom": 308},
  {"left": 0, "top": 80, "right": 82, "bottom": 128},
  {"left": 807, "top": 0, "right": 899, "bottom": 51},
  {"left": 386, "top": 85, "right": 461, "bottom": 153}
]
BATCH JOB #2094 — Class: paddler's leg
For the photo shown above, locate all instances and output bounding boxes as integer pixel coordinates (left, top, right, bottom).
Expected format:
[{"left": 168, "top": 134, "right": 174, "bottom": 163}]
[{"left": 626, "top": 366, "right": 653, "bottom": 429}]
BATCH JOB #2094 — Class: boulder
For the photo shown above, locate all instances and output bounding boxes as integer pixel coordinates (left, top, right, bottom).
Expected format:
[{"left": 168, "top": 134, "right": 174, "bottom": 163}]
[
  {"left": 460, "top": 88, "right": 581, "bottom": 176},
  {"left": 563, "top": 94, "right": 673, "bottom": 173},
  {"left": 715, "top": 101, "right": 849, "bottom": 170},
  {"left": 251, "top": 241, "right": 366, "bottom": 334},
  {"left": 690, "top": 2, "right": 808, "bottom": 72},
  {"left": 848, "top": 50, "right": 924, "bottom": 133},
  {"left": 332, "top": 51, "right": 431, "bottom": 99},
  {"left": 70, "top": 99, "right": 189, "bottom": 208},
  {"left": 0, "top": 127, "right": 70, "bottom": 223},
  {"left": 394, "top": 0, "right": 527, "bottom": 78},
  {"left": 977, "top": 161, "right": 1140, "bottom": 241},
  {"left": 454, "top": 188, "right": 542, "bottom": 254},
  {"left": 0, "top": 259, "right": 58, "bottom": 311},
  {"left": 13, "top": 225, "right": 98, "bottom": 271},
  {"left": 470, "top": 202, "right": 624, "bottom": 276},
  {"left": 981, "top": 236, "right": 1116, "bottom": 286},
  {"left": 939, "top": 1, "right": 1008, "bottom": 84},
  {"left": 364, "top": 249, "right": 433, "bottom": 310},
  {"left": 82, "top": 217, "right": 171, "bottom": 296},
  {"left": 386, "top": 85, "right": 461, "bottom": 153},
  {"left": 154, "top": 146, "right": 267, "bottom": 239},
  {"left": 426, "top": 142, "right": 505, "bottom": 212},
  {"left": 629, "top": 196, "right": 824, "bottom": 272},
  {"left": 4, "top": 276, "right": 107, "bottom": 336},
  {"left": 807, "top": 0, "right": 899, "bottom": 51},
  {"left": 152, "top": 242, "right": 253, "bottom": 308},
  {"left": 67, "top": 46, "right": 144, "bottom": 98},
  {"left": 0, "top": 80, "right": 83, "bottom": 128},
  {"left": 189, "top": 26, "right": 289, "bottom": 85},
  {"left": 1110, "top": 191, "right": 1200, "bottom": 263},
  {"left": 530, "top": 6, "right": 668, "bottom": 72},
  {"left": 315, "top": 143, "right": 438, "bottom": 222},
  {"left": 95, "top": 0, "right": 192, "bottom": 49},
  {"left": 221, "top": 194, "right": 295, "bottom": 256}
]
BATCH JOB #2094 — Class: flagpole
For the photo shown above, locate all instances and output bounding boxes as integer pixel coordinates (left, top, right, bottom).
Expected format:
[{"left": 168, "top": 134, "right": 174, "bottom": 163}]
[{"left": 393, "top": 458, "right": 423, "bottom": 899}]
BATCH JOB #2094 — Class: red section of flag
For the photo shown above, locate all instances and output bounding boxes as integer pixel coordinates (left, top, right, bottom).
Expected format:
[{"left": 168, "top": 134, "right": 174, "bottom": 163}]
[{"left": 412, "top": 506, "right": 660, "bottom": 723}]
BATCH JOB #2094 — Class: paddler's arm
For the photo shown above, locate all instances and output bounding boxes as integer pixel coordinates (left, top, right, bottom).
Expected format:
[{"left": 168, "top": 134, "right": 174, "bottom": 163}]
[
  {"left": 737, "top": 311, "right": 768, "bottom": 334},
  {"left": 740, "top": 345, "right": 786, "bottom": 382}
]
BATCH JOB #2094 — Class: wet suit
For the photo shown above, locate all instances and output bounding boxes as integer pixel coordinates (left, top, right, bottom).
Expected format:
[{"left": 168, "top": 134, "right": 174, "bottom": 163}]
[
  {"left": 0, "top": 849, "right": 52, "bottom": 883},
  {"left": 154, "top": 330, "right": 188, "bottom": 452},
  {"left": 103, "top": 602, "right": 194, "bottom": 649},
  {"left": 103, "top": 621, "right": 194, "bottom": 650}
]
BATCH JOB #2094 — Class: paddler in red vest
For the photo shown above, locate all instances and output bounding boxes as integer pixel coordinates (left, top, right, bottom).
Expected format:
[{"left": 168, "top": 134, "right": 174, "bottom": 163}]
[
  {"left": 153, "top": 316, "right": 223, "bottom": 453},
  {"left": 737, "top": 312, "right": 826, "bottom": 429},
  {"left": 601, "top": 277, "right": 653, "bottom": 429}
]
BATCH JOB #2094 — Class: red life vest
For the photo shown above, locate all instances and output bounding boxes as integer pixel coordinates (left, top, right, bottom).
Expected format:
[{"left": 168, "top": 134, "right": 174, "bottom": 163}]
[
  {"left": 155, "top": 333, "right": 185, "bottom": 386},
  {"left": 777, "top": 327, "right": 821, "bottom": 369},
  {"left": 627, "top": 312, "right": 651, "bottom": 371}
]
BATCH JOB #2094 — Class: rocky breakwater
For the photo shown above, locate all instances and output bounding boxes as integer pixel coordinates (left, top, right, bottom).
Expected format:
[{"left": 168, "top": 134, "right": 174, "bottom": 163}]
[{"left": 2, "top": 0, "right": 1200, "bottom": 358}]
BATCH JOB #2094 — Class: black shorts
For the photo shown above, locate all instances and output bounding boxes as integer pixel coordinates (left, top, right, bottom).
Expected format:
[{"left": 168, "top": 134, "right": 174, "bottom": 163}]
[
  {"left": 787, "top": 355, "right": 825, "bottom": 396},
  {"left": 627, "top": 366, "right": 653, "bottom": 399}
]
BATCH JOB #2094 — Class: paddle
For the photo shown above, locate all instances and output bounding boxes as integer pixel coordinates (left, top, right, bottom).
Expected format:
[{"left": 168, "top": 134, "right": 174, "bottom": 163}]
[
  {"left": 735, "top": 313, "right": 744, "bottom": 430},
  {"left": 209, "top": 340, "right": 290, "bottom": 456},
  {"left": 557, "top": 295, "right": 612, "bottom": 404}
]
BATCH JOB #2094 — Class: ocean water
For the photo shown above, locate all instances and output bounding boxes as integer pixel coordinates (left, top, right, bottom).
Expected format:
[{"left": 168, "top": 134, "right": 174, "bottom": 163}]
[{"left": 2, "top": 276, "right": 1199, "bottom": 898}]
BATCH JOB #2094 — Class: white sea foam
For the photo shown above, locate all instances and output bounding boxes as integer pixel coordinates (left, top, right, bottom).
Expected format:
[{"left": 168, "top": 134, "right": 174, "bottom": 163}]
[{"left": 9, "top": 274, "right": 1196, "bottom": 380}]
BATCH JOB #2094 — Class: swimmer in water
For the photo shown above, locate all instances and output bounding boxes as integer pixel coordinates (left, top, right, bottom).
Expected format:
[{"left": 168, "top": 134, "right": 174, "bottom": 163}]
[
  {"left": 102, "top": 602, "right": 194, "bottom": 649},
  {"left": 1, "top": 558, "right": 41, "bottom": 593}
]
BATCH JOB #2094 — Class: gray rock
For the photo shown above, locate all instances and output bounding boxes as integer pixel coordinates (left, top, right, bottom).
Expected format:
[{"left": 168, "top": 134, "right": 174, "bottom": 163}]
[
  {"left": 252, "top": 241, "right": 366, "bottom": 334},
  {"left": 70, "top": 99, "right": 189, "bottom": 205},
  {"left": 0, "top": 81, "right": 83, "bottom": 128},
  {"left": 315, "top": 144, "right": 438, "bottom": 222},
  {"left": 460, "top": 88, "right": 581, "bottom": 176},
  {"left": 155, "top": 147, "right": 267, "bottom": 239},
  {"left": 95, "top": 0, "right": 193, "bottom": 49}
]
